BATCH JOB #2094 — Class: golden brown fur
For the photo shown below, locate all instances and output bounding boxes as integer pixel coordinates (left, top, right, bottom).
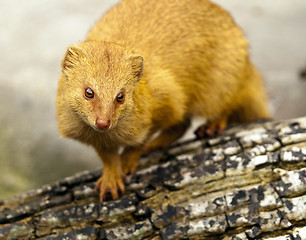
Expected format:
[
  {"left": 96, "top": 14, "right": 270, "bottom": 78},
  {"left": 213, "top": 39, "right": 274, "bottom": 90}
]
[{"left": 57, "top": 0, "right": 270, "bottom": 201}]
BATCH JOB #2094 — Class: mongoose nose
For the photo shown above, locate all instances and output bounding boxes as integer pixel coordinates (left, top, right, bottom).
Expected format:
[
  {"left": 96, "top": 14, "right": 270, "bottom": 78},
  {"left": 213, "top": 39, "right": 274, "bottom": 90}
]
[{"left": 96, "top": 118, "right": 110, "bottom": 130}]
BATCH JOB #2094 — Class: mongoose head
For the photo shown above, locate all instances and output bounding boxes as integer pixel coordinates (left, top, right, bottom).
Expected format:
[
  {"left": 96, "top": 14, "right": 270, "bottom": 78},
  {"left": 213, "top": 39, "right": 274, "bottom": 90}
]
[{"left": 61, "top": 41, "right": 144, "bottom": 132}]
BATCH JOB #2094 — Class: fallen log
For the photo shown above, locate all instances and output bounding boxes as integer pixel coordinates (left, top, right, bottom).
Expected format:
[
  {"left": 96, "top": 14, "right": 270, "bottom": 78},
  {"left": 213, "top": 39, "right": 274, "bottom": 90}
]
[{"left": 0, "top": 117, "right": 305, "bottom": 240}]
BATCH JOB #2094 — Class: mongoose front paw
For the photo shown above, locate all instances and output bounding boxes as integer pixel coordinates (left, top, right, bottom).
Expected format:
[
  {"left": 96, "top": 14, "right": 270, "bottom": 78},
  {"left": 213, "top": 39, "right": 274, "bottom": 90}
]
[{"left": 94, "top": 171, "right": 125, "bottom": 201}]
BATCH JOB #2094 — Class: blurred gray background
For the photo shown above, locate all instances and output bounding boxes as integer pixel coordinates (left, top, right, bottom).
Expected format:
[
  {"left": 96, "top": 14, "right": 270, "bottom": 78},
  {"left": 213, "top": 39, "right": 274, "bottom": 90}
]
[{"left": 0, "top": 0, "right": 305, "bottom": 199}]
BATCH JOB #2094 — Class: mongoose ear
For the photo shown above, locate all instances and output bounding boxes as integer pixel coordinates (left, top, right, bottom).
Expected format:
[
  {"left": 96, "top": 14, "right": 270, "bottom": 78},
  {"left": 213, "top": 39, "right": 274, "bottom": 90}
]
[
  {"left": 127, "top": 54, "right": 144, "bottom": 82},
  {"left": 62, "top": 45, "right": 84, "bottom": 72}
]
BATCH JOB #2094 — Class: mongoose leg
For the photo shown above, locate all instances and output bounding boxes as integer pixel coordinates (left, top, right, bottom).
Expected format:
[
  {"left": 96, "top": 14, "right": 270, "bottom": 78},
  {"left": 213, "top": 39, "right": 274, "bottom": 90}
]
[
  {"left": 234, "top": 90, "right": 271, "bottom": 123},
  {"left": 94, "top": 149, "right": 125, "bottom": 201},
  {"left": 233, "top": 64, "right": 271, "bottom": 122},
  {"left": 143, "top": 119, "right": 190, "bottom": 154},
  {"left": 121, "top": 146, "right": 143, "bottom": 175},
  {"left": 195, "top": 115, "right": 228, "bottom": 138}
]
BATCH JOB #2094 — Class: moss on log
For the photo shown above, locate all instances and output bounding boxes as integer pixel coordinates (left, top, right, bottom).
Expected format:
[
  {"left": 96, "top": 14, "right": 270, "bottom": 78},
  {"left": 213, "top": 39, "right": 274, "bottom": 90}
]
[{"left": 1, "top": 117, "right": 306, "bottom": 240}]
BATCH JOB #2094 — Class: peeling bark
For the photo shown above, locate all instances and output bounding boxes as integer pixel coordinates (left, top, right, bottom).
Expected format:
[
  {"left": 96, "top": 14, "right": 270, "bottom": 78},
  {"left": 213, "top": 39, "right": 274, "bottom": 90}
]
[{"left": 1, "top": 117, "right": 306, "bottom": 240}]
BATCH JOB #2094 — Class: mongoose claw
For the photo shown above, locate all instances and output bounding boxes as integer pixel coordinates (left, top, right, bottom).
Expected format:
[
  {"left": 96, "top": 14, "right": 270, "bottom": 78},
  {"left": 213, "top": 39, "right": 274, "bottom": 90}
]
[{"left": 195, "top": 116, "right": 227, "bottom": 139}]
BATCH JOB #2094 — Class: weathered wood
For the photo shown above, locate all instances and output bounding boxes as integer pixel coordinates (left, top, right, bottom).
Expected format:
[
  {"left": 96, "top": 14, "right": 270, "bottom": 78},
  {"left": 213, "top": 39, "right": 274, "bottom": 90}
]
[{"left": 1, "top": 117, "right": 306, "bottom": 240}]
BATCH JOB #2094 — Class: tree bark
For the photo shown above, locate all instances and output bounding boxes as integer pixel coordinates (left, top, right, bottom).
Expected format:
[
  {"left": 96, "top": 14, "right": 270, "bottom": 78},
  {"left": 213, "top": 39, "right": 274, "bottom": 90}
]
[{"left": 0, "top": 117, "right": 306, "bottom": 240}]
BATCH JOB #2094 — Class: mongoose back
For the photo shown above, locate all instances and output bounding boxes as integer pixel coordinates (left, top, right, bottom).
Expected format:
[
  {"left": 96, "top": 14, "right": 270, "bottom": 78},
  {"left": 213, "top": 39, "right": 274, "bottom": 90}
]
[{"left": 57, "top": 0, "right": 270, "bottom": 201}]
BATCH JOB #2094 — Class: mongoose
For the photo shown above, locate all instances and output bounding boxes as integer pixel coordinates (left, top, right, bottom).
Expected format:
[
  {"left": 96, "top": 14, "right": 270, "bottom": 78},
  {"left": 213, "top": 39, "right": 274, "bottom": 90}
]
[{"left": 57, "top": 0, "right": 270, "bottom": 201}]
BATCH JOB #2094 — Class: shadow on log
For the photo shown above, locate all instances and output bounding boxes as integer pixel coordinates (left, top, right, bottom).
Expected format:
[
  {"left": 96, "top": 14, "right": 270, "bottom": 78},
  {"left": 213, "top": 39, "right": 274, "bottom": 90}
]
[{"left": 0, "top": 117, "right": 306, "bottom": 240}]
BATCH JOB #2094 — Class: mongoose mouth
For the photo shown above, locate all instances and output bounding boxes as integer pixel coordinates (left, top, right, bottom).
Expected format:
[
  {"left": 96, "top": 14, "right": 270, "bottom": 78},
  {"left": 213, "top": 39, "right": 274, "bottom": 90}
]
[{"left": 94, "top": 125, "right": 111, "bottom": 133}]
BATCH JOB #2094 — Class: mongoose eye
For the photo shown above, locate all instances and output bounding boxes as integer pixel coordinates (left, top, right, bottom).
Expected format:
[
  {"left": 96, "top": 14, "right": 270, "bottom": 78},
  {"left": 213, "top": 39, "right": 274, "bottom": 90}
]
[
  {"left": 84, "top": 88, "right": 94, "bottom": 99},
  {"left": 116, "top": 92, "right": 125, "bottom": 103}
]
